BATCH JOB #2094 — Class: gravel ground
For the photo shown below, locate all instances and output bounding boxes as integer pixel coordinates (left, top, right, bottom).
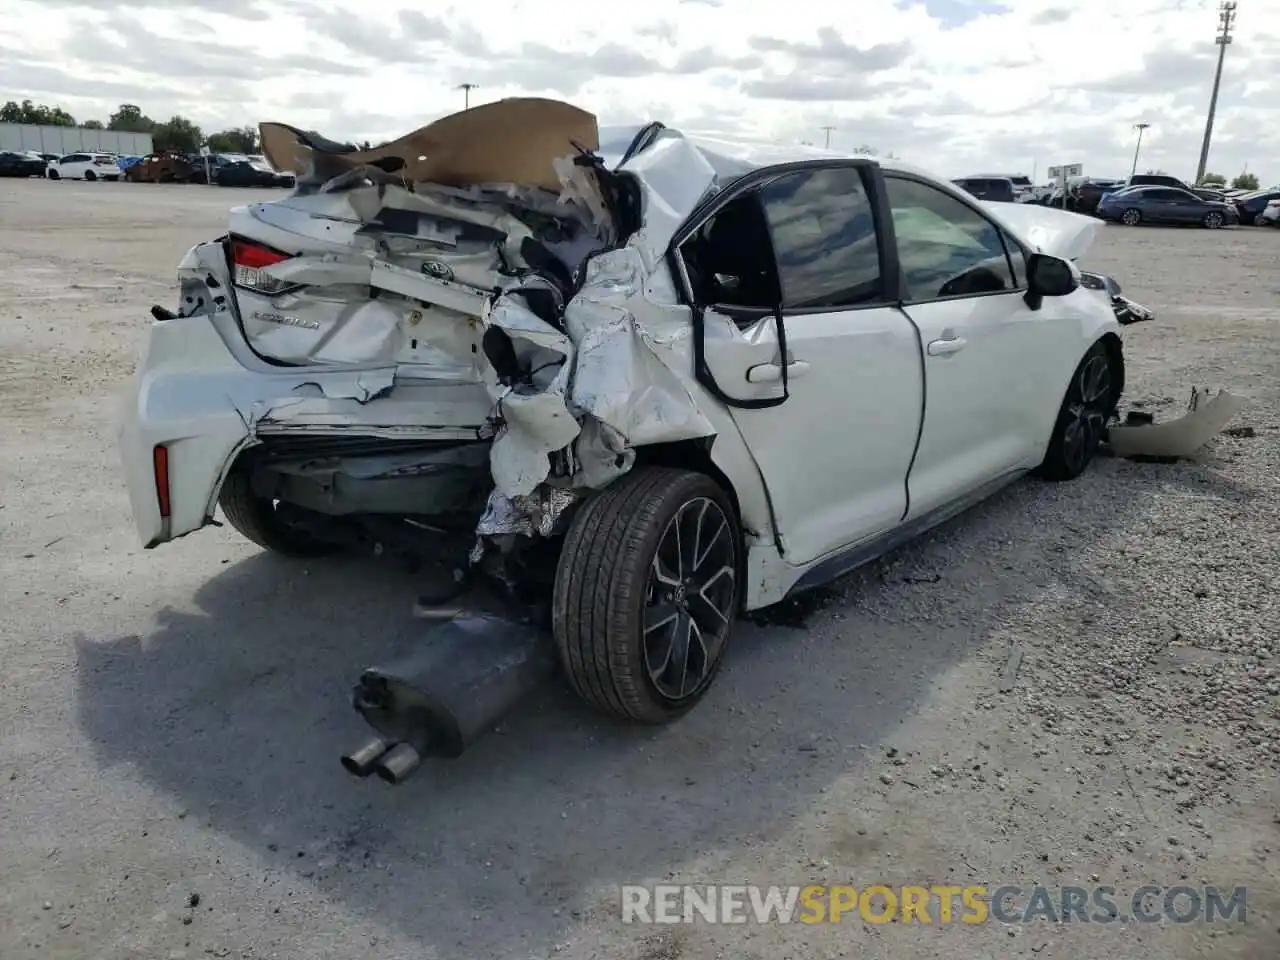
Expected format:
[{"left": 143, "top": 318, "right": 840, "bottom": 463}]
[{"left": 0, "top": 178, "right": 1277, "bottom": 960}]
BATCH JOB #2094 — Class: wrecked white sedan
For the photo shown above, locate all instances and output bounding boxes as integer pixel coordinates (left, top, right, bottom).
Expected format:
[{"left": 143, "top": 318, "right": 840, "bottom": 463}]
[{"left": 118, "top": 98, "right": 1141, "bottom": 731}]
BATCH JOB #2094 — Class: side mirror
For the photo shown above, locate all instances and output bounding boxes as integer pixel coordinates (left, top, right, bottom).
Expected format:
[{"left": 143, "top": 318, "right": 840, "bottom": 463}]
[{"left": 1024, "top": 252, "right": 1078, "bottom": 309}]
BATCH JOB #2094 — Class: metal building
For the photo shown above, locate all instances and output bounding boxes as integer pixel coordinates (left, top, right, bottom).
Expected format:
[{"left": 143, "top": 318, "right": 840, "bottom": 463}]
[{"left": 0, "top": 122, "right": 153, "bottom": 156}]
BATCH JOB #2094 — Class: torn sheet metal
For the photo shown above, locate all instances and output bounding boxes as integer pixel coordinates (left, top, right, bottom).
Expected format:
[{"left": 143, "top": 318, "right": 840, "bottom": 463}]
[
  {"left": 563, "top": 246, "right": 716, "bottom": 487},
  {"left": 1077, "top": 272, "right": 1154, "bottom": 326},
  {"left": 481, "top": 280, "right": 581, "bottom": 497},
  {"left": 1108, "top": 388, "right": 1244, "bottom": 460},
  {"left": 613, "top": 131, "right": 719, "bottom": 270}
]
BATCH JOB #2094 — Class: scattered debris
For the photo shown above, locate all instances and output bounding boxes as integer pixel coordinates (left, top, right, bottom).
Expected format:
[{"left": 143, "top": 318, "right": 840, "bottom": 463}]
[{"left": 999, "top": 647, "right": 1023, "bottom": 693}]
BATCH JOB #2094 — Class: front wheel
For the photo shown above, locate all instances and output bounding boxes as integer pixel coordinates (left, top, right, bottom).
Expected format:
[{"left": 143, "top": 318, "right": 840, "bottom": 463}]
[
  {"left": 1202, "top": 211, "right": 1225, "bottom": 229},
  {"left": 47, "top": 169, "right": 60, "bottom": 180},
  {"left": 1038, "top": 343, "right": 1118, "bottom": 482},
  {"left": 553, "top": 467, "right": 740, "bottom": 723},
  {"left": 84, "top": 170, "right": 96, "bottom": 182},
  {"left": 1120, "top": 208, "right": 1142, "bottom": 226}
]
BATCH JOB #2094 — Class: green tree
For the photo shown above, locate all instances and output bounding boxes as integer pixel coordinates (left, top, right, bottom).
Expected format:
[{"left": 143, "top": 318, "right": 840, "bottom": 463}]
[
  {"left": 1198, "top": 172, "right": 1226, "bottom": 186},
  {"left": 0, "top": 99, "right": 76, "bottom": 125},
  {"left": 205, "top": 126, "right": 258, "bottom": 154},
  {"left": 108, "top": 104, "right": 155, "bottom": 133},
  {"left": 81, "top": 119, "right": 104, "bottom": 130},
  {"left": 152, "top": 115, "right": 204, "bottom": 154},
  {"left": 1231, "top": 171, "right": 1259, "bottom": 191}
]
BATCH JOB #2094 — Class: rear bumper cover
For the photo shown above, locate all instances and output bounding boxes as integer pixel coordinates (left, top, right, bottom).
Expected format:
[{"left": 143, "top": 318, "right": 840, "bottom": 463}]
[{"left": 117, "top": 311, "right": 489, "bottom": 548}]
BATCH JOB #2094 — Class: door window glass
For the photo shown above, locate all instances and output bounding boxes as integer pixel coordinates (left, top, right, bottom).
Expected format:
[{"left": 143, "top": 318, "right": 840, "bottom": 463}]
[
  {"left": 756, "top": 166, "right": 882, "bottom": 309},
  {"left": 885, "top": 176, "right": 1018, "bottom": 301},
  {"left": 677, "top": 165, "right": 882, "bottom": 312}
]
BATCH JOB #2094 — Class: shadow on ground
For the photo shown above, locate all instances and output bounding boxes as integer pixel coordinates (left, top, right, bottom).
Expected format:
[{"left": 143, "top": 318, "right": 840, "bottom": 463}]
[{"left": 72, "top": 454, "right": 1239, "bottom": 957}]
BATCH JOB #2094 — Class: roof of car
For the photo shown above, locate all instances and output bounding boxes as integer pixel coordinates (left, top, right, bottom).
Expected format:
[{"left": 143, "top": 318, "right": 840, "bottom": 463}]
[{"left": 597, "top": 123, "right": 933, "bottom": 181}]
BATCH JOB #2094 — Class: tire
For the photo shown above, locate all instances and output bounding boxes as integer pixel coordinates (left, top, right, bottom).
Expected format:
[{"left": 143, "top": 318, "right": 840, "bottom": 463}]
[
  {"left": 553, "top": 467, "right": 740, "bottom": 723},
  {"left": 84, "top": 170, "right": 96, "bottom": 182},
  {"left": 47, "top": 170, "right": 60, "bottom": 180},
  {"left": 1038, "top": 343, "right": 1118, "bottom": 482},
  {"left": 217, "top": 468, "right": 335, "bottom": 557},
  {"left": 1202, "top": 211, "right": 1224, "bottom": 229},
  {"left": 1120, "top": 208, "right": 1142, "bottom": 226}
]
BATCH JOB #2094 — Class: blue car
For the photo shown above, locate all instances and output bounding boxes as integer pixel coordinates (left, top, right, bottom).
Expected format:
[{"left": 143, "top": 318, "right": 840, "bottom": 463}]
[{"left": 1096, "top": 185, "right": 1239, "bottom": 229}]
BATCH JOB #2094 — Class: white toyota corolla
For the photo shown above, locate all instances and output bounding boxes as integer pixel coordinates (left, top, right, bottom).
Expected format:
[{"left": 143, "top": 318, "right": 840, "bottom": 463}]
[{"left": 117, "top": 99, "right": 1150, "bottom": 725}]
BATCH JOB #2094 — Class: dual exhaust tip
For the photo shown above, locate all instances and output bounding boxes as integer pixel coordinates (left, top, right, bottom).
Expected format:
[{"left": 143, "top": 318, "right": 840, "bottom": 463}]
[{"left": 340, "top": 738, "right": 422, "bottom": 784}]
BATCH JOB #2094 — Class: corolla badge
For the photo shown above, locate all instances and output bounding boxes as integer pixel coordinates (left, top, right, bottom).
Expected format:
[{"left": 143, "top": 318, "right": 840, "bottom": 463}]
[
  {"left": 421, "top": 259, "right": 454, "bottom": 281},
  {"left": 251, "top": 310, "right": 320, "bottom": 330}
]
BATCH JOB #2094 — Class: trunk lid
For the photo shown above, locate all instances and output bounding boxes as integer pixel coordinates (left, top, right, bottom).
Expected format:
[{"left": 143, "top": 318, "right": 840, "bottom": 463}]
[{"left": 224, "top": 99, "right": 614, "bottom": 372}]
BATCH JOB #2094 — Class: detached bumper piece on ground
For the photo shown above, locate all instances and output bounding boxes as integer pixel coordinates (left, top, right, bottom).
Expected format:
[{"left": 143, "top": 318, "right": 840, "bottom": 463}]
[
  {"left": 119, "top": 97, "right": 1179, "bottom": 783},
  {"left": 1107, "top": 388, "right": 1244, "bottom": 462}
]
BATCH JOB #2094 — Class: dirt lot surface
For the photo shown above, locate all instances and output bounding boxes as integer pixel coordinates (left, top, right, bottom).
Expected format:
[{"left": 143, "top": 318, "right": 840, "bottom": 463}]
[{"left": 1, "top": 179, "right": 1278, "bottom": 960}]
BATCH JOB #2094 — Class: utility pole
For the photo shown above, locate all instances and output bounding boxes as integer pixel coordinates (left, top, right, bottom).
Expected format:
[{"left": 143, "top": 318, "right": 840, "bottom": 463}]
[
  {"left": 820, "top": 125, "right": 835, "bottom": 149},
  {"left": 456, "top": 83, "right": 478, "bottom": 109},
  {"left": 1130, "top": 122, "right": 1151, "bottom": 178},
  {"left": 1195, "top": 1, "right": 1237, "bottom": 184}
]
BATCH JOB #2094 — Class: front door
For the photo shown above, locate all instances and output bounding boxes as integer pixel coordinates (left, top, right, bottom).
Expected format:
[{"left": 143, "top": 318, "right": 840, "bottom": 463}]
[
  {"left": 882, "top": 175, "right": 1069, "bottom": 519},
  {"left": 675, "top": 164, "right": 924, "bottom": 567}
]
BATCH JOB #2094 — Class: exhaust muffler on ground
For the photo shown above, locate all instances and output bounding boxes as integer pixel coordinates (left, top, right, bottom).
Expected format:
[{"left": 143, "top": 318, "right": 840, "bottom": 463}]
[{"left": 340, "top": 613, "right": 555, "bottom": 784}]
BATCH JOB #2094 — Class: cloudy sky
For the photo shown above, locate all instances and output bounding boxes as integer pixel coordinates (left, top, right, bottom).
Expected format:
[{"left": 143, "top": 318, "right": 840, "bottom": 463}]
[{"left": 3, "top": 0, "right": 1278, "bottom": 183}]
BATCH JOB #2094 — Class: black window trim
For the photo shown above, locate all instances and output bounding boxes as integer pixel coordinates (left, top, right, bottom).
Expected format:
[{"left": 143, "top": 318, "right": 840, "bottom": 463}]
[
  {"left": 666, "top": 157, "right": 902, "bottom": 319},
  {"left": 885, "top": 171, "right": 1030, "bottom": 308}
]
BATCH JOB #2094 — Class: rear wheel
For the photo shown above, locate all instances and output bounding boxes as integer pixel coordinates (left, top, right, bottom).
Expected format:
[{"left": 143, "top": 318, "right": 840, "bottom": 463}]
[
  {"left": 553, "top": 467, "right": 740, "bottom": 723},
  {"left": 217, "top": 469, "right": 336, "bottom": 557},
  {"left": 1038, "top": 343, "right": 1118, "bottom": 482},
  {"left": 1120, "top": 208, "right": 1142, "bottom": 226},
  {"left": 1202, "top": 211, "right": 1224, "bottom": 229},
  {"left": 84, "top": 170, "right": 96, "bottom": 182}
]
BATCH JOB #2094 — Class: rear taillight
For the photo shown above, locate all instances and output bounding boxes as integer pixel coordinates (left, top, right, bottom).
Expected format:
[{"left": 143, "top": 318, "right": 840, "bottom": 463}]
[
  {"left": 153, "top": 445, "right": 171, "bottom": 519},
  {"left": 230, "top": 239, "right": 293, "bottom": 295}
]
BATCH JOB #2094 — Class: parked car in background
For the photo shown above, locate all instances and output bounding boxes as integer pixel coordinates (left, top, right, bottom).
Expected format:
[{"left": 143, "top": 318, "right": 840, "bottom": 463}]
[
  {"left": 1069, "top": 178, "right": 1125, "bottom": 215},
  {"left": 46, "top": 153, "right": 123, "bottom": 181},
  {"left": 1102, "top": 174, "right": 1225, "bottom": 204},
  {"left": 1231, "top": 189, "right": 1280, "bottom": 225},
  {"left": 212, "top": 154, "right": 292, "bottom": 187},
  {"left": 950, "top": 175, "right": 1017, "bottom": 202},
  {"left": 249, "top": 154, "right": 295, "bottom": 188},
  {"left": 125, "top": 152, "right": 199, "bottom": 183},
  {"left": 0, "top": 150, "right": 46, "bottom": 177},
  {"left": 960, "top": 173, "right": 1034, "bottom": 201},
  {"left": 1260, "top": 198, "right": 1280, "bottom": 226},
  {"left": 1097, "top": 185, "right": 1238, "bottom": 228}
]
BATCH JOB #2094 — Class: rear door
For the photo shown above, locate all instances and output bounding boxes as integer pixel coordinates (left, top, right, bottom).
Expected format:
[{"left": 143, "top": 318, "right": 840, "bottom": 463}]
[
  {"left": 1146, "top": 188, "right": 1194, "bottom": 222},
  {"left": 884, "top": 175, "right": 1074, "bottom": 518},
  {"left": 673, "top": 162, "right": 925, "bottom": 566}
]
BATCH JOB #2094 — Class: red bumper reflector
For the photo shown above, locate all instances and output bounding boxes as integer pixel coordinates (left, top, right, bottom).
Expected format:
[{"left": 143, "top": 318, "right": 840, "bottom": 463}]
[{"left": 153, "top": 445, "right": 171, "bottom": 518}]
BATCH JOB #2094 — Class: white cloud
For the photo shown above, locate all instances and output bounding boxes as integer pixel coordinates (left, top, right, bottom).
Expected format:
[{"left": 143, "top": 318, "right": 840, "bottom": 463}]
[{"left": 2, "top": 0, "right": 1277, "bottom": 183}]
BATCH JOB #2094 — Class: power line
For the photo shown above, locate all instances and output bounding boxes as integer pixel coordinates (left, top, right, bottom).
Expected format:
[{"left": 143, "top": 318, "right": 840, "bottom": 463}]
[
  {"left": 819, "top": 125, "right": 836, "bottom": 149},
  {"left": 456, "top": 83, "right": 479, "bottom": 109},
  {"left": 1195, "top": 1, "right": 1237, "bottom": 184}
]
